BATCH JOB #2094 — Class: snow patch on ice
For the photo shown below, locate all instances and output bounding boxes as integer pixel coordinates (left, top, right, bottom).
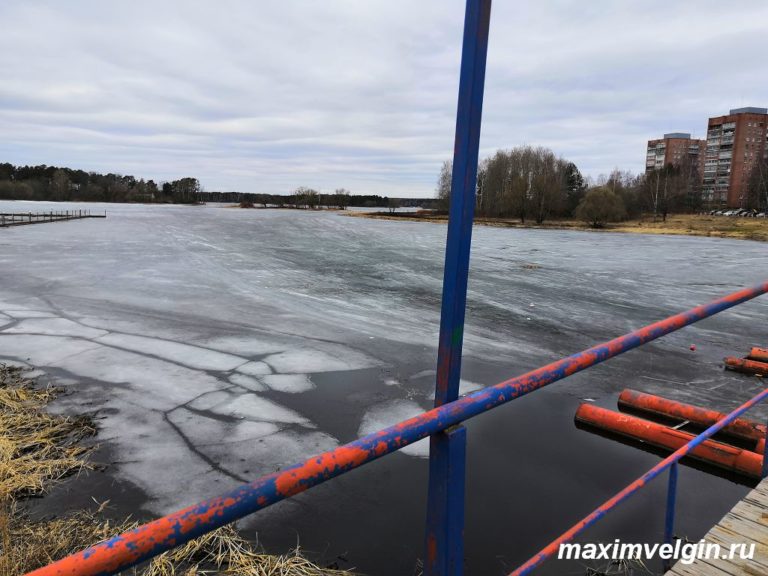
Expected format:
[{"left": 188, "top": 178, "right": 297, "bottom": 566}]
[
  {"left": 228, "top": 373, "right": 266, "bottom": 392},
  {"left": 97, "top": 405, "right": 232, "bottom": 514},
  {"left": 201, "top": 429, "right": 338, "bottom": 475},
  {"left": 262, "top": 374, "right": 314, "bottom": 393},
  {"left": 459, "top": 380, "right": 484, "bottom": 395},
  {"left": 55, "top": 346, "right": 225, "bottom": 408},
  {"left": 195, "top": 335, "right": 285, "bottom": 357},
  {"left": 96, "top": 333, "right": 245, "bottom": 371},
  {"left": 168, "top": 407, "right": 279, "bottom": 446},
  {"left": 0, "top": 334, "right": 101, "bottom": 365},
  {"left": 188, "top": 391, "right": 310, "bottom": 425},
  {"left": 3, "top": 310, "right": 57, "bottom": 318},
  {"left": 358, "top": 399, "right": 429, "bottom": 458},
  {"left": 236, "top": 361, "right": 272, "bottom": 377},
  {"left": 264, "top": 345, "right": 374, "bottom": 373},
  {"left": 3, "top": 318, "right": 107, "bottom": 339}
]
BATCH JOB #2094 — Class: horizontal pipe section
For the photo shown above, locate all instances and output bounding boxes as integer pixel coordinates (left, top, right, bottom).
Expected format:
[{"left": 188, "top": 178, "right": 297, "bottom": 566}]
[
  {"left": 511, "top": 386, "right": 768, "bottom": 576},
  {"left": 748, "top": 347, "right": 768, "bottom": 362},
  {"left": 618, "top": 388, "right": 766, "bottom": 443},
  {"left": 576, "top": 403, "right": 763, "bottom": 477},
  {"left": 27, "top": 280, "right": 768, "bottom": 576},
  {"left": 724, "top": 356, "right": 768, "bottom": 377}
]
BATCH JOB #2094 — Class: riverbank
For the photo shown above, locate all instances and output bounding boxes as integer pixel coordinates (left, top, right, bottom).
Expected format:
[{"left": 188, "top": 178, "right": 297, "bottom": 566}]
[
  {"left": 344, "top": 211, "right": 768, "bottom": 242},
  {"left": 0, "top": 364, "right": 352, "bottom": 576}
]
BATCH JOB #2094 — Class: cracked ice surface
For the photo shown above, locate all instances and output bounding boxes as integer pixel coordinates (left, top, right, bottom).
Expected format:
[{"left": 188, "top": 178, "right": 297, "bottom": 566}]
[
  {"left": 4, "top": 318, "right": 108, "bottom": 339},
  {"left": 0, "top": 301, "right": 370, "bottom": 512},
  {"left": 1, "top": 200, "right": 767, "bottom": 526},
  {"left": 96, "top": 333, "right": 246, "bottom": 371},
  {"left": 0, "top": 203, "right": 396, "bottom": 514}
]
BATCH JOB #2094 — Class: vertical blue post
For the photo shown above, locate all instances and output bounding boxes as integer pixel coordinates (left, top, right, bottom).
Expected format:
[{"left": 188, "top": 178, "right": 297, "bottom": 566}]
[
  {"left": 762, "top": 417, "right": 768, "bottom": 479},
  {"left": 663, "top": 462, "right": 678, "bottom": 571},
  {"left": 425, "top": 1, "right": 492, "bottom": 575}
]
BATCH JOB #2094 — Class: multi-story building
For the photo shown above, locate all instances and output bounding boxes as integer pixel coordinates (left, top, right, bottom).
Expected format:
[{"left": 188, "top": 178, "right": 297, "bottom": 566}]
[
  {"left": 645, "top": 133, "right": 705, "bottom": 174},
  {"left": 702, "top": 107, "right": 768, "bottom": 207}
]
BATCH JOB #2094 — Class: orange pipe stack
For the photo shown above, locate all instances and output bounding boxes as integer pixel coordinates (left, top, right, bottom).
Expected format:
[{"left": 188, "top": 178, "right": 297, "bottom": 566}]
[
  {"left": 618, "top": 389, "right": 766, "bottom": 453},
  {"left": 724, "top": 356, "right": 768, "bottom": 377},
  {"left": 747, "top": 347, "right": 768, "bottom": 363},
  {"left": 575, "top": 403, "right": 764, "bottom": 478}
]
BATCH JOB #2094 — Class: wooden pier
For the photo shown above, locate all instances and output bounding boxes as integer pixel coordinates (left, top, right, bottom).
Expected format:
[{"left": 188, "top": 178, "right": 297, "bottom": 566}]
[
  {"left": 0, "top": 210, "right": 106, "bottom": 227},
  {"left": 667, "top": 476, "right": 768, "bottom": 575}
]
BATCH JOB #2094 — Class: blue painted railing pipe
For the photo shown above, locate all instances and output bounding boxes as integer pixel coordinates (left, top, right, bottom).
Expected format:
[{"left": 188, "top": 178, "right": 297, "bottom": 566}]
[{"left": 27, "top": 280, "right": 768, "bottom": 576}]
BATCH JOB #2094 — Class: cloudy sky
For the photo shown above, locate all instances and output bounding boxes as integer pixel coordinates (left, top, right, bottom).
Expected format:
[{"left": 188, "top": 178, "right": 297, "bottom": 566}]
[{"left": 1, "top": 1, "right": 767, "bottom": 197}]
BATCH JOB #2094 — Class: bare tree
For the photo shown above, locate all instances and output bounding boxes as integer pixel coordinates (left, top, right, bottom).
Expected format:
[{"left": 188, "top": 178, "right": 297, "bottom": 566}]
[
  {"left": 436, "top": 160, "right": 452, "bottom": 211},
  {"left": 745, "top": 158, "right": 768, "bottom": 212},
  {"left": 334, "top": 188, "right": 351, "bottom": 210}
]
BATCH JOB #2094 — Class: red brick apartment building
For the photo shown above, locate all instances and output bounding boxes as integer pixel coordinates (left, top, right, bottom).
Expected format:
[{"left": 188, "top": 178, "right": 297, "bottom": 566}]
[
  {"left": 645, "top": 133, "right": 706, "bottom": 175},
  {"left": 702, "top": 107, "right": 768, "bottom": 207}
]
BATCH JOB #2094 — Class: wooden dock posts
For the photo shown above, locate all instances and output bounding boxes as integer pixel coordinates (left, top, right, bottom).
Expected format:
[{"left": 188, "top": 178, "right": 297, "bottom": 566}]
[
  {"left": 0, "top": 209, "right": 106, "bottom": 227},
  {"left": 666, "top": 475, "right": 768, "bottom": 575}
]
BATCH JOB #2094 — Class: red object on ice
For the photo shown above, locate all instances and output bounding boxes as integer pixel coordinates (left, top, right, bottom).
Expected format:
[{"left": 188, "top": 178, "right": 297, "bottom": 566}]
[{"left": 690, "top": 344, "right": 696, "bottom": 351}]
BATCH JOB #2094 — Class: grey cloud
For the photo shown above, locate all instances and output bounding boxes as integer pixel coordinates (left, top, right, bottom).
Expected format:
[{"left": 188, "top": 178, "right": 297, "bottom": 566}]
[{"left": 1, "top": 0, "right": 766, "bottom": 197}]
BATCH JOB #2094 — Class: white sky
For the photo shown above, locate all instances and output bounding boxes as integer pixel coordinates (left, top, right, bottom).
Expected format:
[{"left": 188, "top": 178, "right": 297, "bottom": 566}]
[{"left": 1, "top": 1, "right": 767, "bottom": 197}]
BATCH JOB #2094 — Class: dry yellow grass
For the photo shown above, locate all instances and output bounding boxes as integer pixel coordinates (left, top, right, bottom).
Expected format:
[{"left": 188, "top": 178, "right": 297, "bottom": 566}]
[
  {"left": 0, "top": 364, "right": 353, "bottom": 576},
  {"left": 346, "top": 211, "right": 768, "bottom": 242},
  {"left": 0, "top": 364, "right": 96, "bottom": 501},
  {"left": 4, "top": 509, "right": 351, "bottom": 576},
  {"left": 613, "top": 214, "right": 768, "bottom": 242}
]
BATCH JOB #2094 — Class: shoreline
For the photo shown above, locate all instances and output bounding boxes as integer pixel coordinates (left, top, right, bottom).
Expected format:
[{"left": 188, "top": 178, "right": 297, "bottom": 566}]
[{"left": 342, "top": 211, "right": 768, "bottom": 242}]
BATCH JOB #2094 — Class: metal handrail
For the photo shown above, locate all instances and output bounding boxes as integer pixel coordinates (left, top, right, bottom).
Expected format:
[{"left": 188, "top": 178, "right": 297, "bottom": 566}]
[
  {"left": 510, "top": 386, "right": 768, "bottom": 575},
  {"left": 25, "top": 281, "right": 768, "bottom": 576}
]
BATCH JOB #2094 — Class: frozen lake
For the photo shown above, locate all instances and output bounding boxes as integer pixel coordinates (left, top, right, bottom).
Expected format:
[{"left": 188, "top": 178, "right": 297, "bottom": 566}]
[{"left": 1, "top": 200, "right": 767, "bottom": 574}]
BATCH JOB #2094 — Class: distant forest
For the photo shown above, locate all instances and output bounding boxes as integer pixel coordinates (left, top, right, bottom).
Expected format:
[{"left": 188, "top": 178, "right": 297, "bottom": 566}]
[
  {"left": 0, "top": 162, "right": 432, "bottom": 208},
  {"left": 0, "top": 163, "right": 203, "bottom": 204}
]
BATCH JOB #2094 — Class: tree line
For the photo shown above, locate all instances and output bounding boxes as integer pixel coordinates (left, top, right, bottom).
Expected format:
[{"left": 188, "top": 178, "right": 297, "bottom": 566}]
[
  {"left": 0, "top": 162, "right": 436, "bottom": 209},
  {"left": 206, "top": 189, "right": 430, "bottom": 209},
  {"left": 0, "top": 163, "right": 202, "bottom": 204},
  {"left": 435, "top": 145, "right": 768, "bottom": 227}
]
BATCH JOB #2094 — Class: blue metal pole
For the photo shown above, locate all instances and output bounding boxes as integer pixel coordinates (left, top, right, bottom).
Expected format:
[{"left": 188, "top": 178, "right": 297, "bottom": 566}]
[
  {"left": 426, "top": 1, "right": 492, "bottom": 574},
  {"left": 426, "top": 426, "right": 468, "bottom": 575},
  {"left": 662, "top": 462, "right": 678, "bottom": 572},
  {"left": 762, "top": 417, "right": 768, "bottom": 479}
]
